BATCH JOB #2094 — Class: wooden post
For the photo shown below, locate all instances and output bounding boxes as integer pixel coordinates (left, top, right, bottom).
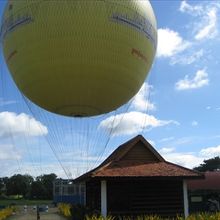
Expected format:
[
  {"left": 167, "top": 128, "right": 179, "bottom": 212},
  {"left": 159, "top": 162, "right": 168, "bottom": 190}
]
[
  {"left": 101, "top": 180, "right": 107, "bottom": 217},
  {"left": 183, "top": 180, "right": 189, "bottom": 218}
]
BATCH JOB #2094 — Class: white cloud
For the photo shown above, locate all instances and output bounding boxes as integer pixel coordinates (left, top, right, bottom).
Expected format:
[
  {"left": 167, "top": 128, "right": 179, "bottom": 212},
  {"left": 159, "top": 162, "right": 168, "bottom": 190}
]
[
  {"left": 195, "top": 8, "right": 218, "bottom": 40},
  {"left": 200, "top": 145, "right": 220, "bottom": 157},
  {"left": 179, "top": 1, "right": 203, "bottom": 15},
  {"left": 159, "top": 147, "right": 204, "bottom": 169},
  {"left": 159, "top": 147, "right": 175, "bottom": 154},
  {"left": 155, "top": 1, "right": 220, "bottom": 67},
  {"left": 0, "top": 158, "right": 99, "bottom": 178},
  {"left": 99, "top": 111, "right": 179, "bottom": 136},
  {"left": 148, "top": 139, "right": 156, "bottom": 147},
  {"left": 0, "top": 111, "right": 48, "bottom": 138},
  {"left": 192, "top": 121, "right": 198, "bottom": 126},
  {"left": 157, "top": 28, "right": 190, "bottom": 58},
  {"left": 163, "top": 152, "right": 204, "bottom": 169},
  {"left": 179, "top": 1, "right": 219, "bottom": 41},
  {"left": 175, "top": 69, "right": 209, "bottom": 90},
  {"left": 170, "top": 49, "right": 204, "bottom": 65},
  {"left": 0, "top": 144, "right": 21, "bottom": 160},
  {"left": 131, "top": 83, "right": 155, "bottom": 111},
  {"left": 159, "top": 142, "right": 220, "bottom": 169},
  {"left": 158, "top": 2, "right": 219, "bottom": 65},
  {"left": 0, "top": 98, "right": 16, "bottom": 107},
  {"left": 159, "top": 137, "right": 175, "bottom": 143},
  {"left": 206, "top": 107, "right": 220, "bottom": 111}
]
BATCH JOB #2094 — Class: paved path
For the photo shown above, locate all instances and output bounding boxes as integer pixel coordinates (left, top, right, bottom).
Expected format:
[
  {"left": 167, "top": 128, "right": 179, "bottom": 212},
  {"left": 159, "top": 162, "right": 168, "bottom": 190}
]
[{"left": 8, "top": 207, "right": 67, "bottom": 220}]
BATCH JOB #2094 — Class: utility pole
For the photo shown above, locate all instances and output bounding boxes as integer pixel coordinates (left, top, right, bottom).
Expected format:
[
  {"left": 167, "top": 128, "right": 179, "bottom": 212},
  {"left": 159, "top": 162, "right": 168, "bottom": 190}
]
[{"left": 37, "top": 206, "right": 40, "bottom": 220}]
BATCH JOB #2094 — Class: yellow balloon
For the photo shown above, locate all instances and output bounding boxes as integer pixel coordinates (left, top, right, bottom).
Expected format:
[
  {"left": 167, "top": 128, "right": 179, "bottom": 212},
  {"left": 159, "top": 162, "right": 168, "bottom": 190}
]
[{"left": 1, "top": 0, "right": 157, "bottom": 117}]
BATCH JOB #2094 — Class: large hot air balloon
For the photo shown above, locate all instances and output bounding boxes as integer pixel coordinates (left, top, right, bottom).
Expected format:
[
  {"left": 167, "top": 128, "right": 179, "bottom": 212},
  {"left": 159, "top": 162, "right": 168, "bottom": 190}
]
[{"left": 1, "top": 0, "right": 157, "bottom": 117}]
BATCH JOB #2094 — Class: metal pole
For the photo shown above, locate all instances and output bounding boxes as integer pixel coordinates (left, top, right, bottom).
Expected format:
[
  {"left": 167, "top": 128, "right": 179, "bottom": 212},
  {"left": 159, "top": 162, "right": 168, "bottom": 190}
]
[
  {"left": 183, "top": 180, "right": 189, "bottom": 218},
  {"left": 101, "top": 180, "right": 107, "bottom": 217},
  {"left": 37, "top": 205, "right": 40, "bottom": 220}
]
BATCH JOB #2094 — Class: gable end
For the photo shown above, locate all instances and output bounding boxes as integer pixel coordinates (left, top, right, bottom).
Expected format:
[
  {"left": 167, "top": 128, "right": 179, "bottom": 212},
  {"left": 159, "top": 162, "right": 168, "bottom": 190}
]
[{"left": 121, "top": 141, "right": 160, "bottom": 163}]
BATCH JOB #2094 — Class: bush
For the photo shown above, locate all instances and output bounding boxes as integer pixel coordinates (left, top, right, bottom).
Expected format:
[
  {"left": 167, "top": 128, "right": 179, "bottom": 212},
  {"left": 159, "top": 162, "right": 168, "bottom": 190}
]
[
  {"left": 84, "top": 212, "right": 220, "bottom": 220},
  {"left": 59, "top": 203, "right": 100, "bottom": 220},
  {"left": 0, "top": 206, "right": 14, "bottom": 220},
  {"left": 58, "top": 203, "right": 71, "bottom": 218},
  {"left": 85, "top": 215, "right": 115, "bottom": 220},
  {"left": 70, "top": 204, "right": 100, "bottom": 220},
  {"left": 58, "top": 207, "right": 220, "bottom": 220},
  {"left": 186, "top": 212, "right": 220, "bottom": 220}
]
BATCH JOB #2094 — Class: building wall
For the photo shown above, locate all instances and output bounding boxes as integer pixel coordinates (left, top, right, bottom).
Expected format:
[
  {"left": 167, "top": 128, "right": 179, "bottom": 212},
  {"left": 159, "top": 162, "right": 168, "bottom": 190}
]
[
  {"left": 53, "top": 179, "right": 85, "bottom": 205},
  {"left": 86, "top": 180, "right": 101, "bottom": 211},
  {"left": 121, "top": 141, "right": 160, "bottom": 163},
  {"left": 86, "top": 178, "right": 184, "bottom": 217},
  {"left": 189, "top": 190, "right": 220, "bottom": 213}
]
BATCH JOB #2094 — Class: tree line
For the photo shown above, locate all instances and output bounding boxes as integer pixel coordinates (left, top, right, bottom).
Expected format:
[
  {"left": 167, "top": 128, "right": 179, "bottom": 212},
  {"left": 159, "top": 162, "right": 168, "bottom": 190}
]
[
  {"left": 193, "top": 156, "right": 220, "bottom": 172},
  {"left": 0, "top": 173, "right": 57, "bottom": 200}
]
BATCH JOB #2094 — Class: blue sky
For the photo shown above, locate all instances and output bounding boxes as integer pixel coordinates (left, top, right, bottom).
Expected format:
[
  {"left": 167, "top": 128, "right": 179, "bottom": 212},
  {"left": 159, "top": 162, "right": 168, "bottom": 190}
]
[{"left": 0, "top": 0, "right": 220, "bottom": 178}]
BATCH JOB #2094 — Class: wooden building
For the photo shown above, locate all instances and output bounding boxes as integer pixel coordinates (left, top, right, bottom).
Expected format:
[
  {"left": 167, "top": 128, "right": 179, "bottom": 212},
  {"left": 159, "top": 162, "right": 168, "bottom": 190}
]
[
  {"left": 187, "top": 171, "right": 220, "bottom": 212},
  {"left": 75, "top": 135, "right": 203, "bottom": 218}
]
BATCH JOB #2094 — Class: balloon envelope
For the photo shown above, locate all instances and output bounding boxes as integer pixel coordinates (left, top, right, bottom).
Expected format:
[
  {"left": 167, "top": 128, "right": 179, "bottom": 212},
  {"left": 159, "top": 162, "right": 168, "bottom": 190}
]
[{"left": 1, "top": 0, "right": 157, "bottom": 117}]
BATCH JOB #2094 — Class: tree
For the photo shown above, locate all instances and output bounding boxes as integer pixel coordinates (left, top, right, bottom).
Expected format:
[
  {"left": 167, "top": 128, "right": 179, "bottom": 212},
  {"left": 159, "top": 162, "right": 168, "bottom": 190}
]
[
  {"left": 193, "top": 156, "right": 220, "bottom": 172},
  {"left": 6, "top": 174, "right": 33, "bottom": 198},
  {"left": 31, "top": 173, "right": 57, "bottom": 199},
  {"left": 0, "top": 178, "right": 5, "bottom": 194},
  {"left": 30, "top": 180, "right": 47, "bottom": 199},
  {"left": 40, "top": 173, "right": 57, "bottom": 199},
  {"left": 2, "top": 173, "right": 57, "bottom": 199},
  {"left": 0, "top": 177, "right": 8, "bottom": 195}
]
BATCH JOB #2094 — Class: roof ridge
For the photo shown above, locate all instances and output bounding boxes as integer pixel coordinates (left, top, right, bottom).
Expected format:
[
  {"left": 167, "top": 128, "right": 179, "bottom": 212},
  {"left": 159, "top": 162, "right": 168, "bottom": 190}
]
[
  {"left": 97, "top": 135, "right": 142, "bottom": 166},
  {"left": 113, "top": 135, "right": 142, "bottom": 162},
  {"left": 92, "top": 162, "right": 112, "bottom": 176},
  {"left": 74, "top": 136, "right": 203, "bottom": 182},
  {"left": 100, "top": 134, "right": 165, "bottom": 165},
  {"left": 165, "top": 161, "right": 204, "bottom": 176},
  {"left": 137, "top": 135, "right": 165, "bottom": 162}
]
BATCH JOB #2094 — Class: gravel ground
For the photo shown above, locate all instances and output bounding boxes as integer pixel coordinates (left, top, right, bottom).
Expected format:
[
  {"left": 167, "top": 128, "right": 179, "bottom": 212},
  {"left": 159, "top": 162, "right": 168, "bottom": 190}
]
[{"left": 8, "top": 207, "right": 67, "bottom": 220}]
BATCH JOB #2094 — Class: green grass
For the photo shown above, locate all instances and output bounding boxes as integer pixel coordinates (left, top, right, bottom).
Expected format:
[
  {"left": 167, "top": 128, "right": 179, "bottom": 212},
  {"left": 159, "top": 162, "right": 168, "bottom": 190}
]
[{"left": 0, "top": 199, "right": 52, "bottom": 207}]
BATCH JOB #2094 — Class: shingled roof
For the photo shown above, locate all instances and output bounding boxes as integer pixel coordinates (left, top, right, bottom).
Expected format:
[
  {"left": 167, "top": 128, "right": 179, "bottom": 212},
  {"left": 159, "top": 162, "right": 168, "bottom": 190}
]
[
  {"left": 187, "top": 171, "right": 220, "bottom": 190},
  {"left": 75, "top": 135, "right": 203, "bottom": 181}
]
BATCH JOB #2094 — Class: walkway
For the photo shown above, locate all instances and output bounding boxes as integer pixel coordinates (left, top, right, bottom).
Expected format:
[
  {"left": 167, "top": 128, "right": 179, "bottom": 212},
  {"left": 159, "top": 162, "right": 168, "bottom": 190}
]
[{"left": 8, "top": 207, "right": 67, "bottom": 220}]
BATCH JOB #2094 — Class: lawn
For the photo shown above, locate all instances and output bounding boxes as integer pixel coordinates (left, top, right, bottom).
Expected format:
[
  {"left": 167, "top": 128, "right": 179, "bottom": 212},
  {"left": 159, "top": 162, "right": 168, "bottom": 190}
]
[{"left": 0, "top": 199, "right": 52, "bottom": 207}]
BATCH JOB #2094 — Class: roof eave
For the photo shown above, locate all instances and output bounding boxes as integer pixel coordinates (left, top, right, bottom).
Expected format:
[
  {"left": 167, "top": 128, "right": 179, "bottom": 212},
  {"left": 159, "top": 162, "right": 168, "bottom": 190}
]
[{"left": 82, "top": 175, "right": 204, "bottom": 181}]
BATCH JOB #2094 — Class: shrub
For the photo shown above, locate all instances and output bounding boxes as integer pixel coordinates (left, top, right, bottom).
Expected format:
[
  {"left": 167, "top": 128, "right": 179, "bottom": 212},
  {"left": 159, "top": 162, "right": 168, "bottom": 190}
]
[
  {"left": 58, "top": 207, "right": 220, "bottom": 220},
  {"left": 58, "top": 203, "right": 71, "bottom": 218},
  {"left": 85, "top": 215, "right": 115, "bottom": 220},
  {"left": 71, "top": 204, "right": 93, "bottom": 220},
  {"left": 186, "top": 212, "right": 220, "bottom": 220},
  {"left": 0, "top": 206, "right": 14, "bottom": 220}
]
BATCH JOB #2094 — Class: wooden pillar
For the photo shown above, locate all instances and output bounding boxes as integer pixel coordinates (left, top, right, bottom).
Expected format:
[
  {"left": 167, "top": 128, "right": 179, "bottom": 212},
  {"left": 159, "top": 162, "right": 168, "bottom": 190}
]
[
  {"left": 101, "top": 180, "right": 107, "bottom": 217},
  {"left": 183, "top": 180, "right": 189, "bottom": 218}
]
